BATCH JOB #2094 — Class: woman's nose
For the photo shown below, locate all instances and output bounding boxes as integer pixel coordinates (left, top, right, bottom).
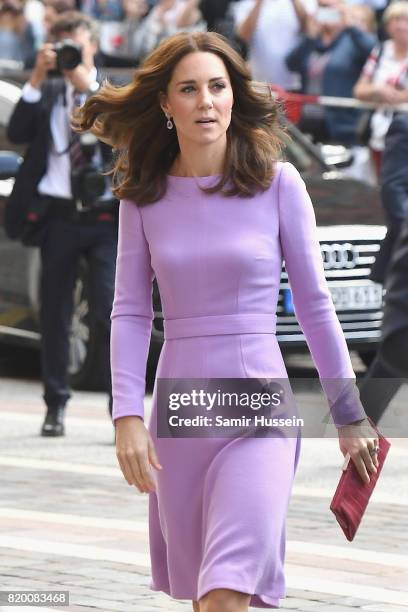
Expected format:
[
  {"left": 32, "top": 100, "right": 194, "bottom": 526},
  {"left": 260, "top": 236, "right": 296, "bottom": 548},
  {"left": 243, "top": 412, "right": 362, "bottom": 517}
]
[{"left": 198, "top": 89, "right": 213, "bottom": 109}]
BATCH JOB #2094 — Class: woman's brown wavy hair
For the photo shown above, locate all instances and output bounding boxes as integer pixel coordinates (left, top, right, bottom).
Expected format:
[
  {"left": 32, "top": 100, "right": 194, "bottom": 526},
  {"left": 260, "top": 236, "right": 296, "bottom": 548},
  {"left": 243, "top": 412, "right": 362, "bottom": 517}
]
[{"left": 72, "top": 31, "right": 285, "bottom": 205}]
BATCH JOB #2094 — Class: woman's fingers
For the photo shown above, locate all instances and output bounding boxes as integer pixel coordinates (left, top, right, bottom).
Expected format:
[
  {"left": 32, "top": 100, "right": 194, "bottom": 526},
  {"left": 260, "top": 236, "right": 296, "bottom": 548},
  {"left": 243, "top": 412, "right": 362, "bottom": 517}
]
[
  {"left": 120, "top": 448, "right": 158, "bottom": 493},
  {"left": 114, "top": 418, "right": 162, "bottom": 494},
  {"left": 351, "top": 452, "right": 370, "bottom": 484},
  {"left": 116, "top": 447, "right": 147, "bottom": 493},
  {"left": 360, "top": 445, "right": 378, "bottom": 476},
  {"left": 367, "top": 438, "right": 380, "bottom": 469},
  {"left": 117, "top": 454, "right": 138, "bottom": 488},
  {"left": 125, "top": 449, "right": 147, "bottom": 492},
  {"left": 137, "top": 455, "right": 157, "bottom": 492},
  {"left": 349, "top": 442, "right": 378, "bottom": 484},
  {"left": 148, "top": 438, "right": 163, "bottom": 471}
]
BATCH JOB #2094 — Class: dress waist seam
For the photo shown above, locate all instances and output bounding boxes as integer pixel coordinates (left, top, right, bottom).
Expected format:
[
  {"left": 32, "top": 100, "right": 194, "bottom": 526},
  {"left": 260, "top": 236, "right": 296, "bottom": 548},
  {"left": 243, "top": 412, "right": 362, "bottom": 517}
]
[{"left": 163, "top": 313, "right": 277, "bottom": 340}]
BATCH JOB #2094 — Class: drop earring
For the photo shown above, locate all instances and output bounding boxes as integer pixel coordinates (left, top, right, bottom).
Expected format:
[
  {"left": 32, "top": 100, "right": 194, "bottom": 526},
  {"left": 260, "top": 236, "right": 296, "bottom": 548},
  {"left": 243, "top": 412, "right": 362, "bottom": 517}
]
[{"left": 165, "top": 113, "right": 173, "bottom": 130}]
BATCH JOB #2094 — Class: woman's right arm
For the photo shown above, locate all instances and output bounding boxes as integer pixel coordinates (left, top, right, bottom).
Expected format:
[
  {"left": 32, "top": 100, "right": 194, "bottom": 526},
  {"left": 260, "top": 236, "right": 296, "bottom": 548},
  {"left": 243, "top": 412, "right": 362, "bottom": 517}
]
[
  {"left": 111, "top": 200, "right": 162, "bottom": 493},
  {"left": 353, "top": 74, "right": 401, "bottom": 104},
  {"left": 285, "top": 35, "right": 315, "bottom": 73},
  {"left": 353, "top": 74, "right": 381, "bottom": 101},
  {"left": 353, "top": 45, "right": 401, "bottom": 104}
]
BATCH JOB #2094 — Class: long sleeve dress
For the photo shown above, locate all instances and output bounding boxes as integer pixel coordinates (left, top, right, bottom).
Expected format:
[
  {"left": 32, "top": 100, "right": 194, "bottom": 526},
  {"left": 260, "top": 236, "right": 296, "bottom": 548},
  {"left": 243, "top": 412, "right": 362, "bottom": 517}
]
[{"left": 110, "top": 161, "right": 367, "bottom": 608}]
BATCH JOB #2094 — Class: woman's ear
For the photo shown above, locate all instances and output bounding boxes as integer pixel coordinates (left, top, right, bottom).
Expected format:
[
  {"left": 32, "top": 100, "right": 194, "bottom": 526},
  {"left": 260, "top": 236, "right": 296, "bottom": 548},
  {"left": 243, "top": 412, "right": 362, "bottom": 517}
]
[{"left": 159, "top": 91, "right": 170, "bottom": 116}]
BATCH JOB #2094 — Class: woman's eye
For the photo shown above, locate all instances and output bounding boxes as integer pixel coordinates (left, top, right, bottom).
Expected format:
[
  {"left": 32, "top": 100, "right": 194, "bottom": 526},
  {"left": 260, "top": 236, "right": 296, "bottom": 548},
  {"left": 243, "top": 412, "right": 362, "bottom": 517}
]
[{"left": 180, "top": 83, "right": 226, "bottom": 93}]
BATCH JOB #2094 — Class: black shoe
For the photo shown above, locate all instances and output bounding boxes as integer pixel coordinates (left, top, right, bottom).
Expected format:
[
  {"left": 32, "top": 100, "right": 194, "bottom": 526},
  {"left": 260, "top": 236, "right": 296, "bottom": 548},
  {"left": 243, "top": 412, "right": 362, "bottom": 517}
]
[{"left": 41, "top": 405, "right": 65, "bottom": 437}]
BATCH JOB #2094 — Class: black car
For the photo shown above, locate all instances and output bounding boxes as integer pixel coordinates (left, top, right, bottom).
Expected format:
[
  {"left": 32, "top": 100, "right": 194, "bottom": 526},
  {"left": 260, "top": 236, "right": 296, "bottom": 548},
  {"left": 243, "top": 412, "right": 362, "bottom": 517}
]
[{"left": 0, "top": 79, "right": 385, "bottom": 388}]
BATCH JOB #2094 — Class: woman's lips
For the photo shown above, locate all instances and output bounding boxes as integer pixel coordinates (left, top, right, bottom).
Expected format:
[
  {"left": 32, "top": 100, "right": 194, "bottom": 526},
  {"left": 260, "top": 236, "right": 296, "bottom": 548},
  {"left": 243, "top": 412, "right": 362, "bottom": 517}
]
[{"left": 195, "top": 119, "right": 217, "bottom": 127}]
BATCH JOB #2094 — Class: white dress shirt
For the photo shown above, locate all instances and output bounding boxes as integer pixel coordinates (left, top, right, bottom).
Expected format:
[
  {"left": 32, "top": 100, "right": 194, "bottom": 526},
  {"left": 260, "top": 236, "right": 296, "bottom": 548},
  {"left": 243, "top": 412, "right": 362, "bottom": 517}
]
[{"left": 21, "top": 67, "right": 98, "bottom": 199}]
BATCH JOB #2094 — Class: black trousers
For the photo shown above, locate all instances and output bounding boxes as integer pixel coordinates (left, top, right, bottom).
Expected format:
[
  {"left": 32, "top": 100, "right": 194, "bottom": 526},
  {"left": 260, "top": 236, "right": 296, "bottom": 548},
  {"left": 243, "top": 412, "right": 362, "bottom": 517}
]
[
  {"left": 358, "top": 329, "right": 408, "bottom": 424},
  {"left": 39, "top": 211, "right": 117, "bottom": 410}
]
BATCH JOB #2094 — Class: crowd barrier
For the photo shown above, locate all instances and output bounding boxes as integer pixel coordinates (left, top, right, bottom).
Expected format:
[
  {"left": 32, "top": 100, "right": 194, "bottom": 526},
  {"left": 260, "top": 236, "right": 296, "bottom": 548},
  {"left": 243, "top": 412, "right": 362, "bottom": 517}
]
[{"left": 270, "top": 84, "right": 408, "bottom": 125}]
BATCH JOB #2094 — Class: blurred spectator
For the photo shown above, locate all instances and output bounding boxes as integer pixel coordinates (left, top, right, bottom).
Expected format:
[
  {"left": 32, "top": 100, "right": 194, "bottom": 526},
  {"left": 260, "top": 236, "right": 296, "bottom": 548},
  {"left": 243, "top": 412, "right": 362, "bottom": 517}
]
[
  {"left": 43, "top": 0, "right": 76, "bottom": 37},
  {"left": 199, "top": 0, "right": 246, "bottom": 57},
  {"left": 353, "top": 1, "right": 408, "bottom": 173},
  {"left": 232, "top": 0, "right": 317, "bottom": 90},
  {"left": 199, "top": 0, "right": 232, "bottom": 30},
  {"left": 6, "top": 11, "right": 117, "bottom": 435},
  {"left": 286, "top": 0, "right": 376, "bottom": 145},
  {"left": 82, "top": 0, "right": 124, "bottom": 21},
  {"left": 131, "top": 0, "right": 207, "bottom": 61},
  {"left": 98, "top": 0, "right": 150, "bottom": 66},
  {"left": 344, "top": 0, "right": 390, "bottom": 41},
  {"left": 99, "top": 0, "right": 206, "bottom": 66},
  {"left": 24, "top": 0, "right": 45, "bottom": 48},
  {"left": 0, "top": 0, "right": 37, "bottom": 68}
]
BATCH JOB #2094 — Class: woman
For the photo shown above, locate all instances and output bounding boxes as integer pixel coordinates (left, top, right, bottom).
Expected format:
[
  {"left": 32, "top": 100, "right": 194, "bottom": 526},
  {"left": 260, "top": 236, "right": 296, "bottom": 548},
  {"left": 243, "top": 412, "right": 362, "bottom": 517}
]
[
  {"left": 286, "top": 0, "right": 376, "bottom": 145},
  {"left": 74, "top": 32, "right": 379, "bottom": 611},
  {"left": 353, "top": 1, "right": 408, "bottom": 175}
]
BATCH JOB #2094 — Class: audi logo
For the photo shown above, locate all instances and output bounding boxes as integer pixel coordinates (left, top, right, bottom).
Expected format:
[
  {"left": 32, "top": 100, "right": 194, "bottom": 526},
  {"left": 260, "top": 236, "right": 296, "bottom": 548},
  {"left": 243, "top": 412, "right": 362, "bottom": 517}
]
[{"left": 320, "top": 243, "right": 358, "bottom": 269}]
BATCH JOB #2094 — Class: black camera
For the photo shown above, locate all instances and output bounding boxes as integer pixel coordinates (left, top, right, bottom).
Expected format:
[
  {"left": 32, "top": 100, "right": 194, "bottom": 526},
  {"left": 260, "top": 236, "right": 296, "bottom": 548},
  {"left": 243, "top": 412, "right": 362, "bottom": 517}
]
[
  {"left": 48, "top": 39, "right": 82, "bottom": 76},
  {"left": 71, "top": 133, "right": 114, "bottom": 211}
]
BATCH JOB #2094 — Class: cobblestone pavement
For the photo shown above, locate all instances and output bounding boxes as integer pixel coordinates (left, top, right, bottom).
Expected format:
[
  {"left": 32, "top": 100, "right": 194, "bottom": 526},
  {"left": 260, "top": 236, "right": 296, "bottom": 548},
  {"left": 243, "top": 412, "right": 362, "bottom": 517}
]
[{"left": 0, "top": 357, "right": 407, "bottom": 612}]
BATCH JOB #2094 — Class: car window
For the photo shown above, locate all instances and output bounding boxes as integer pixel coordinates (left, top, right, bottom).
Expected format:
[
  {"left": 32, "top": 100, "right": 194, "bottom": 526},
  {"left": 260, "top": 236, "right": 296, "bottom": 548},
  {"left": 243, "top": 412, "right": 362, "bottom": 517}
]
[
  {"left": 0, "top": 87, "right": 25, "bottom": 154},
  {"left": 283, "top": 134, "right": 314, "bottom": 172},
  {"left": 280, "top": 122, "right": 327, "bottom": 176}
]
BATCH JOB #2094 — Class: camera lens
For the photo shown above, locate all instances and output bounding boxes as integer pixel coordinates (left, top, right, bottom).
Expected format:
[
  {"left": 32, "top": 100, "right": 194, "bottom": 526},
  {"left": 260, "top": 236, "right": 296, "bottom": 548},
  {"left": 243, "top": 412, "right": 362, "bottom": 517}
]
[{"left": 56, "top": 40, "right": 82, "bottom": 71}]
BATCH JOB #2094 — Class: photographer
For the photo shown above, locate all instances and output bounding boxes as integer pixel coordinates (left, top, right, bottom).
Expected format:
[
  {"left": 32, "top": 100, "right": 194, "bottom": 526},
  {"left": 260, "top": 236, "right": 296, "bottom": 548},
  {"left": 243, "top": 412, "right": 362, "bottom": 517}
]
[{"left": 6, "top": 11, "right": 118, "bottom": 437}]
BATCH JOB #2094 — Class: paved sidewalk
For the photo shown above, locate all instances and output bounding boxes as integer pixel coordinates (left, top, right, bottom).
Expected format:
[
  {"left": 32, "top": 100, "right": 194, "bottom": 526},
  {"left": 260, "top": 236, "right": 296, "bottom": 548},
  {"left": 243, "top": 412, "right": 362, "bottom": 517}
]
[{"left": 0, "top": 374, "right": 407, "bottom": 611}]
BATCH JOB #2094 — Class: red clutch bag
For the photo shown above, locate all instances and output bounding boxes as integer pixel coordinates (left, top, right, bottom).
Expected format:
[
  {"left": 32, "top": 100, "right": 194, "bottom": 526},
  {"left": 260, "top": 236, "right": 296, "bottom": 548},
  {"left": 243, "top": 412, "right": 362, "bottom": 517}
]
[{"left": 330, "top": 418, "right": 391, "bottom": 541}]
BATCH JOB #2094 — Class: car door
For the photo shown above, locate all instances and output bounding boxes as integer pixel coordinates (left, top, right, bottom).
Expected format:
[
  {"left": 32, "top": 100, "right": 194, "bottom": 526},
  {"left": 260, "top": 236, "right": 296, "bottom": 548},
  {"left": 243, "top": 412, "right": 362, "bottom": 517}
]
[{"left": 0, "top": 80, "right": 40, "bottom": 345}]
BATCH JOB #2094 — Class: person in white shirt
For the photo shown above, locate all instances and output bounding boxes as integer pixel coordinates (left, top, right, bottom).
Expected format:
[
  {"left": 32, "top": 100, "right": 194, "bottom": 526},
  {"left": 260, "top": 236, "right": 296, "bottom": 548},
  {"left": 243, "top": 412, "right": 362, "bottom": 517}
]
[
  {"left": 232, "top": 0, "right": 317, "bottom": 89},
  {"left": 6, "top": 12, "right": 118, "bottom": 437}
]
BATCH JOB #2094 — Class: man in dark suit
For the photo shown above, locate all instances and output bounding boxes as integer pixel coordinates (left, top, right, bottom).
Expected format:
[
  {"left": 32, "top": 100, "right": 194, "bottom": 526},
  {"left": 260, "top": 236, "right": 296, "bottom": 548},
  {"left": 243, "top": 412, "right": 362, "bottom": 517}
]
[
  {"left": 359, "top": 112, "right": 408, "bottom": 424},
  {"left": 6, "top": 11, "right": 117, "bottom": 436},
  {"left": 369, "top": 110, "right": 408, "bottom": 283}
]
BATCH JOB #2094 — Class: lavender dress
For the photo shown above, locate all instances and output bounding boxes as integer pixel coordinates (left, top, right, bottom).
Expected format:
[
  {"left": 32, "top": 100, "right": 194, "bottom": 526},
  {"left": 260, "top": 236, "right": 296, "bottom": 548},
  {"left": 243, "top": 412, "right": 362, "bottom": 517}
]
[{"left": 110, "top": 161, "right": 366, "bottom": 608}]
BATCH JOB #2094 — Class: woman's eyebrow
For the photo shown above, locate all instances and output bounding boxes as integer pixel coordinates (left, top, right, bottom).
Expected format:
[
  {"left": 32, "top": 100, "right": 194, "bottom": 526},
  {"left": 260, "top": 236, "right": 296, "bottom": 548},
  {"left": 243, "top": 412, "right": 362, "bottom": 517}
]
[{"left": 175, "top": 77, "right": 226, "bottom": 86}]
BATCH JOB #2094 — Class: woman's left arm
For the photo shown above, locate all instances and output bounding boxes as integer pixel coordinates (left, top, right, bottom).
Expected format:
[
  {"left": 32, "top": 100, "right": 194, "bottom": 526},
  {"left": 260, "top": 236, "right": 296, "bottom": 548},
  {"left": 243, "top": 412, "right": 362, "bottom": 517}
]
[
  {"left": 347, "top": 26, "right": 377, "bottom": 59},
  {"left": 277, "top": 162, "right": 379, "bottom": 482}
]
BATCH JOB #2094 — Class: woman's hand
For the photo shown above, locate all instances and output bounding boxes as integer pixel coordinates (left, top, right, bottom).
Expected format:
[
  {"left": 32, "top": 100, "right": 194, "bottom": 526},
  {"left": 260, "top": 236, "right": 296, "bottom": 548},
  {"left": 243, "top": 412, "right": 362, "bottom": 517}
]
[
  {"left": 115, "top": 416, "right": 163, "bottom": 493},
  {"left": 337, "top": 418, "right": 379, "bottom": 483},
  {"left": 373, "top": 85, "right": 401, "bottom": 105},
  {"left": 305, "top": 14, "right": 321, "bottom": 39}
]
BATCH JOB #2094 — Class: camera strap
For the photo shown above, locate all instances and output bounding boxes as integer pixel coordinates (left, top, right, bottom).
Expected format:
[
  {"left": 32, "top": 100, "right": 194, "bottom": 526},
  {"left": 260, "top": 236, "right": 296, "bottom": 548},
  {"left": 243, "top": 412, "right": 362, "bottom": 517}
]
[{"left": 53, "top": 85, "right": 85, "bottom": 157}]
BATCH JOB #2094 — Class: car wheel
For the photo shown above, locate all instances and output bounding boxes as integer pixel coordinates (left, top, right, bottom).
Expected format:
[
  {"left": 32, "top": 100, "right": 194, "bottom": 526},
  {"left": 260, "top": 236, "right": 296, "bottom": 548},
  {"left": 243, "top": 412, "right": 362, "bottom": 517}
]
[
  {"left": 68, "top": 260, "right": 103, "bottom": 390},
  {"left": 358, "top": 350, "right": 377, "bottom": 369}
]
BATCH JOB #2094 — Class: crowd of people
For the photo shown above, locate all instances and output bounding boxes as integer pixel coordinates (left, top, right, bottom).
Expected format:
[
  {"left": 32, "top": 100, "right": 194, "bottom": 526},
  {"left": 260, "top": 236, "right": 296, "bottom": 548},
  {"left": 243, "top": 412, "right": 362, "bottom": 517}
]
[{"left": 1, "top": 0, "right": 408, "bottom": 150}]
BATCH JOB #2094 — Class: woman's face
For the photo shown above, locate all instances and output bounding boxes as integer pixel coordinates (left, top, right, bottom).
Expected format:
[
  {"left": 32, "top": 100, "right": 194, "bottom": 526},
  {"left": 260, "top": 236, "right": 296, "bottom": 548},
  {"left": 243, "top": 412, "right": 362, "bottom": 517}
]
[
  {"left": 160, "top": 51, "right": 234, "bottom": 148},
  {"left": 387, "top": 16, "right": 408, "bottom": 46}
]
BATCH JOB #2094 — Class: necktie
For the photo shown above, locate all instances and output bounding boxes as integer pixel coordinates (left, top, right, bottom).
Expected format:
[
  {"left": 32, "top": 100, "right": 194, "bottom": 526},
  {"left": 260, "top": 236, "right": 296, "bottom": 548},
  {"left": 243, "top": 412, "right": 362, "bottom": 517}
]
[
  {"left": 69, "top": 90, "right": 88, "bottom": 202},
  {"left": 69, "top": 90, "right": 87, "bottom": 172}
]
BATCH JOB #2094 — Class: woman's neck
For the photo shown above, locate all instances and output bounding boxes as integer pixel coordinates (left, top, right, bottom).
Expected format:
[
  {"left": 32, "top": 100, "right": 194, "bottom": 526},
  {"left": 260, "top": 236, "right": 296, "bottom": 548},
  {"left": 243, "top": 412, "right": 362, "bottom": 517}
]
[
  {"left": 393, "top": 40, "right": 408, "bottom": 60},
  {"left": 169, "top": 141, "right": 227, "bottom": 177},
  {"left": 321, "top": 24, "right": 342, "bottom": 46}
]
